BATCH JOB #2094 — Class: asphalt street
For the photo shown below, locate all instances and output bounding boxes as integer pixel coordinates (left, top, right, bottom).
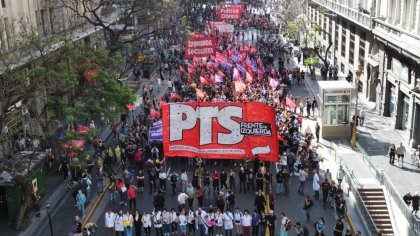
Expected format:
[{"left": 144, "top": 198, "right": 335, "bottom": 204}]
[{"left": 90, "top": 80, "right": 344, "bottom": 236}]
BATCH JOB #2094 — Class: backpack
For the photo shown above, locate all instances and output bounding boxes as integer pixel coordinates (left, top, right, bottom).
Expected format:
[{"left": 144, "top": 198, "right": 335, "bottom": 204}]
[
  {"left": 302, "top": 226, "right": 309, "bottom": 236},
  {"left": 81, "top": 178, "right": 88, "bottom": 190},
  {"left": 285, "top": 219, "right": 293, "bottom": 231},
  {"left": 135, "top": 151, "right": 143, "bottom": 162}
]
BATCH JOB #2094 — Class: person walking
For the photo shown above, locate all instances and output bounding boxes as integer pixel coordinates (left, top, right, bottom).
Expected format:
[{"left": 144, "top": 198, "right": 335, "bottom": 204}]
[
  {"left": 303, "top": 195, "right": 314, "bottom": 223},
  {"left": 333, "top": 218, "right": 344, "bottom": 236},
  {"left": 186, "top": 183, "right": 195, "bottom": 207},
  {"left": 123, "top": 210, "right": 134, "bottom": 236},
  {"left": 141, "top": 212, "right": 152, "bottom": 236},
  {"left": 396, "top": 142, "right": 406, "bottom": 167},
  {"left": 105, "top": 208, "right": 116, "bottom": 236},
  {"left": 233, "top": 208, "right": 243, "bottom": 236},
  {"left": 254, "top": 190, "right": 266, "bottom": 214},
  {"left": 114, "top": 210, "right": 124, "bottom": 236},
  {"left": 313, "top": 170, "right": 320, "bottom": 199},
  {"left": 133, "top": 210, "right": 142, "bottom": 236},
  {"left": 336, "top": 166, "right": 345, "bottom": 187},
  {"left": 279, "top": 212, "right": 289, "bottom": 236},
  {"left": 358, "top": 108, "right": 366, "bottom": 126},
  {"left": 314, "top": 217, "right": 326, "bottom": 236},
  {"left": 71, "top": 215, "right": 83, "bottom": 236},
  {"left": 315, "top": 122, "right": 320, "bottom": 143},
  {"left": 321, "top": 179, "right": 331, "bottom": 208},
  {"left": 276, "top": 169, "right": 284, "bottom": 194},
  {"left": 214, "top": 209, "right": 224, "bottom": 236},
  {"left": 178, "top": 209, "right": 188, "bottom": 236},
  {"left": 223, "top": 209, "right": 234, "bottom": 236},
  {"left": 169, "top": 171, "right": 178, "bottom": 196},
  {"left": 242, "top": 210, "right": 252, "bottom": 236},
  {"left": 266, "top": 210, "right": 277, "bottom": 236},
  {"left": 412, "top": 192, "right": 420, "bottom": 215},
  {"left": 388, "top": 144, "right": 396, "bottom": 165},
  {"left": 76, "top": 190, "right": 86, "bottom": 218},
  {"left": 127, "top": 185, "right": 137, "bottom": 211},
  {"left": 251, "top": 210, "right": 260, "bottom": 236},
  {"left": 298, "top": 169, "right": 307, "bottom": 195}
]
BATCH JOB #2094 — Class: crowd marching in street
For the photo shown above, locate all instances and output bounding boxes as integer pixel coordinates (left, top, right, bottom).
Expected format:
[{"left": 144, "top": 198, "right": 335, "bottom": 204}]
[{"left": 53, "top": 1, "right": 363, "bottom": 236}]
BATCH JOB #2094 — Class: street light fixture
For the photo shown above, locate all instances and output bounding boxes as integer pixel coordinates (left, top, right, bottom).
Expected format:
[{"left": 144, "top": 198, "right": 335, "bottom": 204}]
[
  {"left": 46, "top": 203, "right": 53, "bottom": 236},
  {"left": 351, "top": 64, "right": 363, "bottom": 147}
]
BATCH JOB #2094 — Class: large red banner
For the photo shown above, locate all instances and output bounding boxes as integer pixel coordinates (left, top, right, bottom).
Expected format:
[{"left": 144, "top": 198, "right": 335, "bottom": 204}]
[
  {"left": 184, "top": 36, "right": 216, "bottom": 58},
  {"left": 217, "top": 4, "right": 244, "bottom": 21},
  {"left": 162, "top": 102, "right": 279, "bottom": 162}
]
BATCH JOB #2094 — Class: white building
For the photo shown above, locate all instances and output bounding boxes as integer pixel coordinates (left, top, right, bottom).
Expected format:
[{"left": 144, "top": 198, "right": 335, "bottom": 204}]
[{"left": 308, "top": 0, "right": 420, "bottom": 147}]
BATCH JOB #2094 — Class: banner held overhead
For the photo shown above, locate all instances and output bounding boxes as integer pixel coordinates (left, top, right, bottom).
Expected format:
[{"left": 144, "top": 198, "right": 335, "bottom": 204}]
[
  {"left": 184, "top": 36, "right": 216, "bottom": 58},
  {"left": 162, "top": 102, "right": 279, "bottom": 162}
]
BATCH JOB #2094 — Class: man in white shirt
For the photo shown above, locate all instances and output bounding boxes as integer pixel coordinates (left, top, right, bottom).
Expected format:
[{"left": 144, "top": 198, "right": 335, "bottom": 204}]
[
  {"left": 104, "top": 208, "right": 115, "bottom": 236},
  {"left": 180, "top": 170, "right": 188, "bottom": 193},
  {"left": 233, "top": 208, "right": 244, "bottom": 235},
  {"left": 153, "top": 210, "right": 163, "bottom": 235},
  {"left": 313, "top": 170, "right": 320, "bottom": 199},
  {"left": 195, "top": 207, "right": 208, "bottom": 235},
  {"left": 214, "top": 209, "right": 224, "bottom": 236},
  {"left": 177, "top": 191, "right": 189, "bottom": 211},
  {"left": 223, "top": 209, "right": 234, "bottom": 235}
]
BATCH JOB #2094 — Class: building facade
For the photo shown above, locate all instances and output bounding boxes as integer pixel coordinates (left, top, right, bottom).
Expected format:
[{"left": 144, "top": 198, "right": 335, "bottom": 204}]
[
  {"left": 308, "top": 0, "right": 420, "bottom": 147},
  {"left": 0, "top": 0, "right": 111, "bottom": 156}
]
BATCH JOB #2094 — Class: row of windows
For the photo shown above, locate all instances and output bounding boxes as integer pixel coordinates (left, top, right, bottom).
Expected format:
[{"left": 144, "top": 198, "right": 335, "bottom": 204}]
[{"left": 307, "top": 6, "right": 367, "bottom": 67}]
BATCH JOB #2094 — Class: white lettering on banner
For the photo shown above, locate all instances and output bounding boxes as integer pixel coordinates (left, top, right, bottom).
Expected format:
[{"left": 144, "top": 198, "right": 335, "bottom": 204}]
[
  {"left": 169, "top": 145, "right": 245, "bottom": 154},
  {"left": 220, "top": 8, "right": 240, "bottom": 14},
  {"left": 187, "top": 40, "right": 212, "bottom": 48},
  {"left": 169, "top": 104, "right": 244, "bottom": 145},
  {"left": 187, "top": 48, "right": 214, "bottom": 55},
  {"left": 220, "top": 14, "right": 239, "bottom": 19}
]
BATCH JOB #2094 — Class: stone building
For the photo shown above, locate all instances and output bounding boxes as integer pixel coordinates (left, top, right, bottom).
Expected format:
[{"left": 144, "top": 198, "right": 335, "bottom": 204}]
[{"left": 308, "top": 0, "right": 420, "bottom": 147}]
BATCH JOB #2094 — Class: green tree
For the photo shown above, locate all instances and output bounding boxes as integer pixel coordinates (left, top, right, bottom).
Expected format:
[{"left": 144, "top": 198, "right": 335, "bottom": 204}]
[
  {"left": 0, "top": 18, "right": 135, "bottom": 229},
  {"left": 61, "top": 0, "right": 177, "bottom": 54}
]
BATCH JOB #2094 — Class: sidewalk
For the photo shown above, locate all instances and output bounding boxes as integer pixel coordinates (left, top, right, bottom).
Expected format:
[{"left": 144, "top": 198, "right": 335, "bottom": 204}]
[
  {"left": 18, "top": 66, "right": 173, "bottom": 236},
  {"left": 300, "top": 66, "right": 420, "bottom": 234},
  {"left": 304, "top": 70, "right": 420, "bottom": 196}
]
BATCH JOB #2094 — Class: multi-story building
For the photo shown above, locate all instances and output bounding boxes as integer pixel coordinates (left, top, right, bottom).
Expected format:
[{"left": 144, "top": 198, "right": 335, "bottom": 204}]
[
  {"left": 0, "top": 0, "right": 114, "bottom": 139},
  {"left": 308, "top": 0, "right": 420, "bottom": 147}
]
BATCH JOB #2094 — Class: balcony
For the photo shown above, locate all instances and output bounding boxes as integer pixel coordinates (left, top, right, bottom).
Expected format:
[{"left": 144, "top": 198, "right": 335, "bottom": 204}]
[{"left": 311, "top": 0, "right": 372, "bottom": 29}]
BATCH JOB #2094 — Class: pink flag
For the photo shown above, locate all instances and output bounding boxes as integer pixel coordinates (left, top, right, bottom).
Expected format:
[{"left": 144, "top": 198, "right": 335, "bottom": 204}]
[
  {"left": 269, "top": 77, "right": 279, "bottom": 90},
  {"left": 233, "top": 67, "right": 241, "bottom": 81},
  {"left": 234, "top": 80, "right": 246, "bottom": 93},
  {"left": 215, "top": 74, "right": 223, "bottom": 83}
]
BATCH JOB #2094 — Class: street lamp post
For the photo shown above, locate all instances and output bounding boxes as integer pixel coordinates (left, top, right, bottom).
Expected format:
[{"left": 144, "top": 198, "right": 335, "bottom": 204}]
[
  {"left": 46, "top": 203, "right": 53, "bottom": 236},
  {"left": 351, "top": 64, "right": 363, "bottom": 147}
]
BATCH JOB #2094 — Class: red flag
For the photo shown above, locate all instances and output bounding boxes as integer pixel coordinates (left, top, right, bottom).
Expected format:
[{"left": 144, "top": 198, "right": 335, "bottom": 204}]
[
  {"left": 188, "top": 63, "right": 196, "bottom": 74},
  {"left": 171, "top": 92, "right": 182, "bottom": 100},
  {"left": 286, "top": 96, "right": 297, "bottom": 110},
  {"left": 257, "top": 68, "right": 264, "bottom": 81},
  {"left": 159, "top": 98, "right": 166, "bottom": 107},
  {"left": 234, "top": 80, "right": 246, "bottom": 93},
  {"left": 179, "top": 66, "right": 187, "bottom": 75},
  {"left": 271, "top": 67, "right": 277, "bottom": 77},
  {"left": 150, "top": 108, "right": 160, "bottom": 118},
  {"left": 200, "top": 76, "right": 209, "bottom": 85},
  {"left": 218, "top": 70, "right": 226, "bottom": 78}
]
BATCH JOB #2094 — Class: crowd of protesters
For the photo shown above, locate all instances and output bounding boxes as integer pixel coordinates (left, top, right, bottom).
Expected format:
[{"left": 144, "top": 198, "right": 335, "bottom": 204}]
[{"left": 60, "top": 1, "right": 362, "bottom": 236}]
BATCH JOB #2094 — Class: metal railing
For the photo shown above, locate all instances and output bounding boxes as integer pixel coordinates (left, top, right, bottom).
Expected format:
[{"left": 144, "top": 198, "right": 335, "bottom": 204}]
[
  {"left": 344, "top": 168, "right": 380, "bottom": 235},
  {"left": 311, "top": 0, "right": 372, "bottom": 28},
  {"left": 355, "top": 142, "right": 420, "bottom": 235}
]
